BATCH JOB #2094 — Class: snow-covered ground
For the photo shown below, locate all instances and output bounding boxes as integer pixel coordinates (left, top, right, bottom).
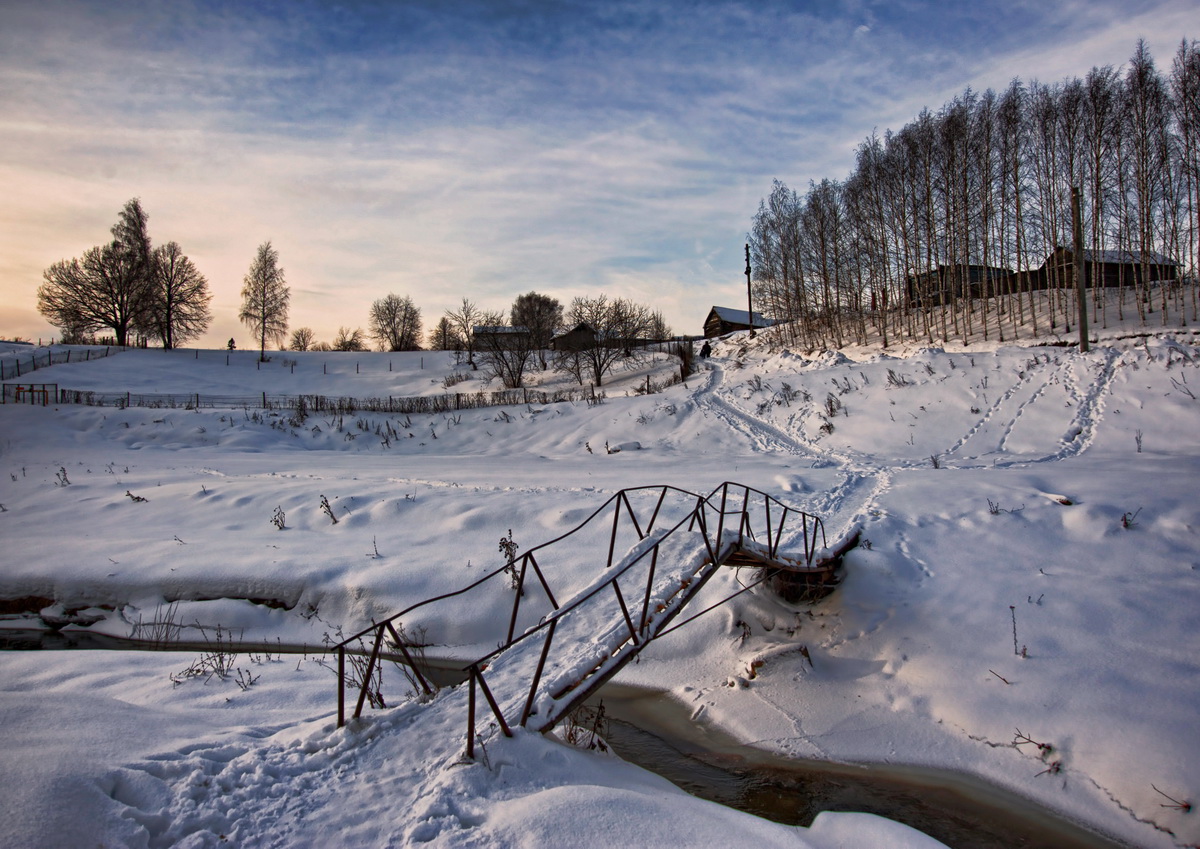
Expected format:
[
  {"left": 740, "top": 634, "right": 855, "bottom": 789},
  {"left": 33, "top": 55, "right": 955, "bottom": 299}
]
[{"left": 1, "top": 309, "right": 1198, "bottom": 848}]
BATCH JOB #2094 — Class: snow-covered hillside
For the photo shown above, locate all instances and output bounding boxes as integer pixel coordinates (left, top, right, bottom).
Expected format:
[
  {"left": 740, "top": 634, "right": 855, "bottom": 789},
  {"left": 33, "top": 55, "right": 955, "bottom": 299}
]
[{"left": 1, "top": 326, "right": 1198, "bottom": 848}]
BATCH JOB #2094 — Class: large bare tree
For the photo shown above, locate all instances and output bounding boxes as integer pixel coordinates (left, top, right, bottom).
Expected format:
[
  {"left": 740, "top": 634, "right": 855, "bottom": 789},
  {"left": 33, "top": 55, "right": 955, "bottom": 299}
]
[
  {"left": 560, "top": 295, "right": 655, "bottom": 387},
  {"left": 288, "top": 327, "right": 316, "bottom": 351},
  {"left": 510, "top": 291, "right": 563, "bottom": 368},
  {"left": 444, "top": 298, "right": 485, "bottom": 368},
  {"left": 427, "top": 316, "right": 461, "bottom": 351},
  {"left": 147, "top": 241, "right": 211, "bottom": 349},
  {"left": 239, "top": 241, "right": 289, "bottom": 361},
  {"left": 37, "top": 198, "right": 156, "bottom": 346},
  {"left": 475, "top": 314, "right": 537, "bottom": 388},
  {"left": 369, "top": 294, "right": 422, "bottom": 351}
]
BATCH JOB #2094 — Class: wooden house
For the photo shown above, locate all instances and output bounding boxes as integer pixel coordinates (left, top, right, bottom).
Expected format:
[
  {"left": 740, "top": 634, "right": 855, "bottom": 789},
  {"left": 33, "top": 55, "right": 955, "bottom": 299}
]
[
  {"left": 550, "top": 323, "right": 597, "bottom": 352},
  {"left": 472, "top": 325, "right": 531, "bottom": 350},
  {"left": 703, "top": 306, "right": 774, "bottom": 339},
  {"left": 1036, "top": 248, "right": 1179, "bottom": 290},
  {"left": 905, "top": 265, "right": 1011, "bottom": 308}
]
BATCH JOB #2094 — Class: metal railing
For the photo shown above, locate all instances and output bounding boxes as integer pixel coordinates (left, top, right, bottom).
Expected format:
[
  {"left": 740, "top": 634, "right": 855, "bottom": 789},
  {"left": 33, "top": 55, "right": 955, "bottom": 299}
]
[{"left": 333, "top": 482, "right": 831, "bottom": 755}]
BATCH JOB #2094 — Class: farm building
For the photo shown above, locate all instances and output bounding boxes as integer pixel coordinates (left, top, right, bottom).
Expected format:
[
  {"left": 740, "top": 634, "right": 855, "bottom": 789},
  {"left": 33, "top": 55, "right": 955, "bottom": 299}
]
[
  {"left": 1035, "top": 248, "right": 1179, "bottom": 290},
  {"left": 703, "top": 306, "right": 775, "bottom": 338},
  {"left": 905, "top": 265, "right": 1011, "bottom": 307},
  {"left": 550, "top": 323, "right": 597, "bottom": 352},
  {"left": 472, "top": 326, "right": 532, "bottom": 350}
]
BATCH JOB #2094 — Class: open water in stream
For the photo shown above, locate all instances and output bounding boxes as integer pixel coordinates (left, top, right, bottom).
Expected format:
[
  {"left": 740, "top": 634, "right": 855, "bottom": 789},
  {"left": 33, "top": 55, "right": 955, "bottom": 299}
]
[{"left": 1, "top": 629, "right": 1130, "bottom": 848}]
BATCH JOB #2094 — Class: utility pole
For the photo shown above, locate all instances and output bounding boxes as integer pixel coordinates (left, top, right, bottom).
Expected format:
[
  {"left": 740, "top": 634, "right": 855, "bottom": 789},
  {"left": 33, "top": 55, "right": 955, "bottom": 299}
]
[
  {"left": 745, "top": 243, "right": 755, "bottom": 338},
  {"left": 1072, "top": 186, "right": 1089, "bottom": 353}
]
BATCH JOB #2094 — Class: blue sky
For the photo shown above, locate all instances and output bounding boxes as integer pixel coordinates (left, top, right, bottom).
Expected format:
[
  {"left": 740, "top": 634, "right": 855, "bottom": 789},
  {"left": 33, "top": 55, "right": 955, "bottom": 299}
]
[{"left": 2, "top": 0, "right": 1195, "bottom": 345}]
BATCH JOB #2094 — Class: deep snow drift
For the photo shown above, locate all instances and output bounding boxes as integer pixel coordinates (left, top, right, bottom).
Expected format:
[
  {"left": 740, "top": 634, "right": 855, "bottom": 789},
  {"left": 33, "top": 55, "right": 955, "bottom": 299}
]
[{"left": 1, "top": 324, "right": 1198, "bottom": 848}]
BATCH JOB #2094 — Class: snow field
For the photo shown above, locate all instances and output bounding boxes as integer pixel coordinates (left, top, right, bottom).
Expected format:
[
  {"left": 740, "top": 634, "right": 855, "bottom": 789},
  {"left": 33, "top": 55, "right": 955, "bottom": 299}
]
[{"left": 1, "top": 331, "right": 1198, "bottom": 847}]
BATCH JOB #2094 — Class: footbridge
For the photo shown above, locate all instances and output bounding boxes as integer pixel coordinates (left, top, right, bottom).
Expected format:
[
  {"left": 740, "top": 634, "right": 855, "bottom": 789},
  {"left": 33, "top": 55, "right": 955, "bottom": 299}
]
[{"left": 334, "top": 482, "right": 854, "bottom": 757}]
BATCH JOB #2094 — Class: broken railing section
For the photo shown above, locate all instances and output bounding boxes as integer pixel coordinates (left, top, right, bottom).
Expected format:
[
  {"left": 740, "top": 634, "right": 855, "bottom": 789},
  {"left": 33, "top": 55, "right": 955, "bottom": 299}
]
[{"left": 333, "top": 482, "right": 836, "bottom": 755}]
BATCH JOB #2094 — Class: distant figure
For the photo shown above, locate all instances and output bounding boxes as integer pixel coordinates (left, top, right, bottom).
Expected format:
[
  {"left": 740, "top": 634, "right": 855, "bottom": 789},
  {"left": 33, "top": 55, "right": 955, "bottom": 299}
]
[
  {"left": 700, "top": 341, "right": 711, "bottom": 359},
  {"left": 227, "top": 338, "right": 236, "bottom": 351}
]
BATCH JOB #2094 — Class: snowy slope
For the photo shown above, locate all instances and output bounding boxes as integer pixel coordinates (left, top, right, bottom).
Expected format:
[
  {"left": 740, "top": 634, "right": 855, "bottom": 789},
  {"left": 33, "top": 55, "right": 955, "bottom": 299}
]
[{"left": 1, "top": 327, "right": 1198, "bottom": 848}]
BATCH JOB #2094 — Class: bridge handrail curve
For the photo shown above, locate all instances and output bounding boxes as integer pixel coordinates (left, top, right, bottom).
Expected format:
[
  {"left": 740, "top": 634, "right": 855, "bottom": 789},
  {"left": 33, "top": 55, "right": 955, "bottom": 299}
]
[
  {"left": 333, "top": 481, "right": 823, "bottom": 652},
  {"left": 335, "top": 481, "right": 828, "bottom": 732}
]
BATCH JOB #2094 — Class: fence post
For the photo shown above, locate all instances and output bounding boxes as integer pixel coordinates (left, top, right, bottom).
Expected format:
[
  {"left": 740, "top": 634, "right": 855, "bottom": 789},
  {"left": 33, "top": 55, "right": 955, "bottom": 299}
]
[{"left": 262, "top": 391, "right": 267, "bottom": 408}]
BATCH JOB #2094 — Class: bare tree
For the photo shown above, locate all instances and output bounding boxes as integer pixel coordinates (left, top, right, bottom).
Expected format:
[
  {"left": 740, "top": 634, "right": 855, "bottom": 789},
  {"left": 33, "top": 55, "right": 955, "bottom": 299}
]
[
  {"left": 239, "top": 241, "right": 289, "bottom": 361},
  {"left": 511, "top": 291, "right": 563, "bottom": 368},
  {"left": 561, "top": 295, "right": 655, "bottom": 386},
  {"left": 369, "top": 293, "right": 422, "bottom": 351},
  {"left": 37, "top": 198, "right": 157, "bottom": 346},
  {"left": 476, "top": 318, "right": 537, "bottom": 388},
  {"left": 647, "top": 309, "right": 672, "bottom": 341},
  {"left": 1172, "top": 40, "right": 1200, "bottom": 322},
  {"left": 288, "top": 327, "right": 316, "bottom": 351},
  {"left": 147, "top": 242, "right": 211, "bottom": 349},
  {"left": 445, "top": 298, "right": 485, "bottom": 368},
  {"left": 332, "top": 326, "right": 368, "bottom": 351},
  {"left": 427, "top": 316, "right": 461, "bottom": 351}
]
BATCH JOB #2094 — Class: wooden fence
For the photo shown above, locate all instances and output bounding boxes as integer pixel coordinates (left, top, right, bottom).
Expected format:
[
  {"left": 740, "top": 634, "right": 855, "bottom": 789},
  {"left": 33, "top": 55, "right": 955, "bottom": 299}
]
[
  {"left": 0, "top": 346, "right": 117, "bottom": 381},
  {"left": 35, "top": 384, "right": 606, "bottom": 413}
]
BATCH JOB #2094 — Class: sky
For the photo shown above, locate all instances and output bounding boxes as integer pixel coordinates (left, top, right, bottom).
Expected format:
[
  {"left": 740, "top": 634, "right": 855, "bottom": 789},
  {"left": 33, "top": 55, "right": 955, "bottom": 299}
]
[{"left": 1, "top": 0, "right": 1196, "bottom": 348}]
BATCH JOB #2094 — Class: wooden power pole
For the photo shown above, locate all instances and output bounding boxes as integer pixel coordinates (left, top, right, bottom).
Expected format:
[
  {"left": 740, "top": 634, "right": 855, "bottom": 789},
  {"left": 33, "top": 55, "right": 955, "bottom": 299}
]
[
  {"left": 1072, "top": 186, "right": 1089, "bottom": 353},
  {"left": 745, "top": 243, "right": 755, "bottom": 338}
]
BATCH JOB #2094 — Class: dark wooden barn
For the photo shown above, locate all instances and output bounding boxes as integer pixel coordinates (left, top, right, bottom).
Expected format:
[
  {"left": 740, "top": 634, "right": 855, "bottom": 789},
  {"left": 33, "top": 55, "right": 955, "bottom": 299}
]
[
  {"left": 1036, "top": 248, "right": 1179, "bottom": 290},
  {"left": 703, "top": 306, "right": 775, "bottom": 339},
  {"left": 550, "top": 323, "right": 597, "bottom": 352},
  {"left": 905, "top": 265, "right": 1011, "bottom": 308}
]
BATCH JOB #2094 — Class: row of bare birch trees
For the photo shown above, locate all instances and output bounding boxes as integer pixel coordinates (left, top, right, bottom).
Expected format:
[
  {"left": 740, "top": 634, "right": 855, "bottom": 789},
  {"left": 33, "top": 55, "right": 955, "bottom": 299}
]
[{"left": 751, "top": 39, "right": 1200, "bottom": 350}]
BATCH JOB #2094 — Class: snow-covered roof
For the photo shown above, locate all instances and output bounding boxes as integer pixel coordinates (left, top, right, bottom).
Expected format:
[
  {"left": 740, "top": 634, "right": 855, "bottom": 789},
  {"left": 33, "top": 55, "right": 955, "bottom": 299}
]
[
  {"left": 472, "top": 325, "right": 530, "bottom": 335},
  {"left": 709, "top": 306, "right": 774, "bottom": 327},
  {"left": 1063, "top": 248, "right": 1178, "bottom": 266}
]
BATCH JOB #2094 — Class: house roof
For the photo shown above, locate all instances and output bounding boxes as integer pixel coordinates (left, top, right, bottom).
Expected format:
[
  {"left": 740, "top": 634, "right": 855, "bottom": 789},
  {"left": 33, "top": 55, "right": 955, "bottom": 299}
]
[
  {"left": 472, "top": 325, "right": 530, "bottom": 335},
  {"left": 708, "top": 306, "right": 774, "bottom": 328},
  {"left": 553, "top": 322, "right": 595, "bottom": 337},
  {"left": 1056, "top": 248, "right": 1178, "bottom": 266}
]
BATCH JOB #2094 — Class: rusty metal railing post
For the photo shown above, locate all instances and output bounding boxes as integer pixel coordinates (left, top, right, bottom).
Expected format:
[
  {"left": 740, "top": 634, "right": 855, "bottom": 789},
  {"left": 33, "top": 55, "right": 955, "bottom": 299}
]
[
  {"left": 526, "top": 552, "right": 560, "bottom": 610},
  {"left": 467, "top": 668, "right": 477, "bottom": 759},
  {"left": 505, "top": 556, "right": 529, "bottom": 644},
  {"left": 776, "top": 507, "right": 791, "bottom": 561},
  {"left": 606, "top": 495, "right": 623, "bottom": 568},
  {"left": 385, "top": 621, "right": 433, "bottom": 696},
  {"left": 612, "top": 580, "right": 639, "bottom": 646},
  {"left": 353, "top": 623, "right": 386, "bottom": 720},
  {"left": 520, "top": 620, "right": 558, "bottom": 726},
  {"left": 639, "top": 544, "right": 659, "bottom": 634},
  {"left": 337, "top": 645, "right": 346, "bottom": 728},
  {"left": 475, "top": 667, "right": 513, "bottom": 739},
  {"left": 644, "top": 486, "right": 668, "bottom": 536},
  {"left": 622, "top": 491, "right": 645, "bottom": 539},
  {"left": 715, "top": 484, "right": 729, "bottom": 552}
]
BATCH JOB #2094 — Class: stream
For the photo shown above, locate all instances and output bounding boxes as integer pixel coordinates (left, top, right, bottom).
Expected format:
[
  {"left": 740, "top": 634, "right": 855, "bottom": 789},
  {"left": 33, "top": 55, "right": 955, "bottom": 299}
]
[{"left": 1, "top": 628, "right": 1129, "bottom": 848}]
